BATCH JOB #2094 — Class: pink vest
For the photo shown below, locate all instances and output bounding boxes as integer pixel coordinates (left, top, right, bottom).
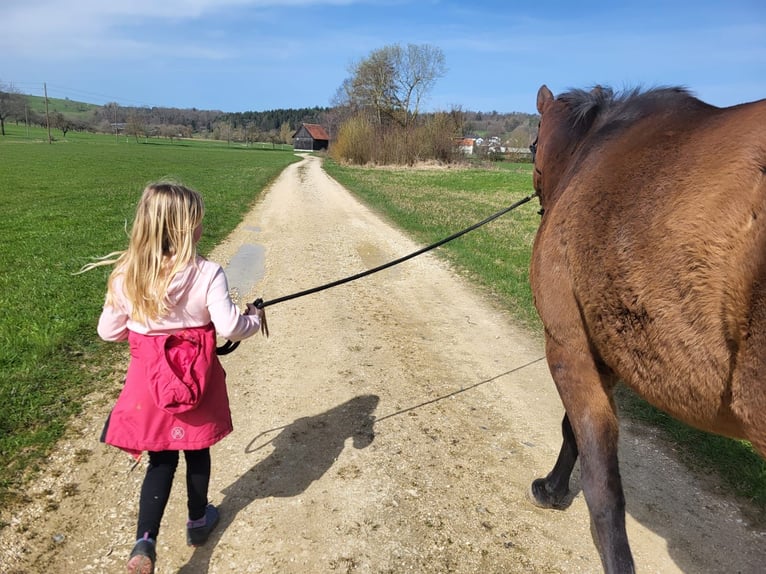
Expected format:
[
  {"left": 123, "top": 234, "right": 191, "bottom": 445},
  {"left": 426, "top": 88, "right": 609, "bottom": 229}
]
[{"left": 102, "top": 323, "right": 232, "bottom": 458}]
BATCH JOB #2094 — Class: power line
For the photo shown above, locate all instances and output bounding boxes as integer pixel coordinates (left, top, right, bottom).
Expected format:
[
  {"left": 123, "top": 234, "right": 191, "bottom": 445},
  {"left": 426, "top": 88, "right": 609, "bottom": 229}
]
[
  {"left": 45, "top": 83, "right": 158, "bottom": 108},
  {"left": 3, "top": 80, "right": 160, "bottom": 108}
]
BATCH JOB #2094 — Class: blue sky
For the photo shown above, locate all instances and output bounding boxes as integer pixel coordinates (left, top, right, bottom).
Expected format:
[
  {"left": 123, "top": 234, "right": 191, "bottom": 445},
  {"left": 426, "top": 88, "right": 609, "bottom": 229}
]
[{"left": 2, "top": 0, "right": 764, "bottom": 114}]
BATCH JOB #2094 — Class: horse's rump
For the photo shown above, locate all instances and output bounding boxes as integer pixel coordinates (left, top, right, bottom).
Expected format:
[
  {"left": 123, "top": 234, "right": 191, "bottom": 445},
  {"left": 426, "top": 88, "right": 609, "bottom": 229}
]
[{"left": 536, "top": 90, "right": 766, "bottom": 437}]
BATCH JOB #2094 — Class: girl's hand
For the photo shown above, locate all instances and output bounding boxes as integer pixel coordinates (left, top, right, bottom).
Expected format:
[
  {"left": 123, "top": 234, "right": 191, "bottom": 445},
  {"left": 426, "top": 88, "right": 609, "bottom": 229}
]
[{"left": 245, "top": 303, "right": 269, "bottom": 337}]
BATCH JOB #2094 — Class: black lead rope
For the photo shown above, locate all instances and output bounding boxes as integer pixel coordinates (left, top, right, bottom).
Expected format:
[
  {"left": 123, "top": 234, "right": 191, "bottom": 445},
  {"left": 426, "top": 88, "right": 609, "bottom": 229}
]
[{"left": 216, "top": 192, "right": 537, "bottom": 355}]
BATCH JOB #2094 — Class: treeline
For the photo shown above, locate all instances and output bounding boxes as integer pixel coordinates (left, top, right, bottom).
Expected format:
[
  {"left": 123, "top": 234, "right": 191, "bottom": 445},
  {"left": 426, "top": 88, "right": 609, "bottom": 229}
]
[
  {"left": 223, "top": 107, "right": 330, "bottom": 132},
  {"left": 3, "top": 74, "right": 537, "bottom": 162},
  {"left": 95, "top": 104, "right": 224, "bottom": 133},
  {"left": 11, "top": 96, "right": 335, "bottom": 145}
]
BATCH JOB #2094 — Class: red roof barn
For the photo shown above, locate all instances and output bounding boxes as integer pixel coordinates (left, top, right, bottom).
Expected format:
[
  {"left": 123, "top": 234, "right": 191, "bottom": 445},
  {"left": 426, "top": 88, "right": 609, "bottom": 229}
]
[{"left": 293, "top": 123, "right": 330, "bottom": 151}]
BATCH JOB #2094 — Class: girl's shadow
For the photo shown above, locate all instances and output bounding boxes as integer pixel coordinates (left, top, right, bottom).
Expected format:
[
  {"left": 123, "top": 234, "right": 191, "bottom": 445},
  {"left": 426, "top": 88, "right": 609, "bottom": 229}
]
[{"left": 178, "top": 394, "right": 379, "bottom": 573}]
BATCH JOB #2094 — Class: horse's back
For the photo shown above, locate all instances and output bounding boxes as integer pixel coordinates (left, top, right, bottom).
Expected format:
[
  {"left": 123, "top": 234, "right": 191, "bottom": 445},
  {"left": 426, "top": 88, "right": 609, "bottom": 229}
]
[{"left": 551, "top": 97, "right": 766, "bottom": 441}]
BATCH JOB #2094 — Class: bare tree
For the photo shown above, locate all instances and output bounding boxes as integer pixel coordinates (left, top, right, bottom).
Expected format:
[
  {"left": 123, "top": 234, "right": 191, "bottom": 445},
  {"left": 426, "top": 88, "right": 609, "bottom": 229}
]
[
  {"left": 279, "top": 121, "right": 293, "bottom": 144},
  {"left": 351, "top": 47, "right": 398, "bottom": 124},
  {"left": 125, "top": 114, "right": 147, "bottom": 142},
  {"left": 245, "top": 123, "right": 259, "bottom": 146},
  {"left": 103, "top": 102, "right": 121, "bottom": 132},
  {"left": 213, "top": 121, "right": 234, "bottom": 145},
  {"left": 51, "top": 111, "right": 71, "bottom": 137},
  {"left": 159, "top": 124, "right": 183, "bottom": 141},
  {"left": 0, "top": 81, "right": 25, "bottom": 136},
  {"left": 338, "top": 44, "right": 446, "bottom": 127},
  {"left": 393, "top": 44, "right": 446, "bottom": 126}
]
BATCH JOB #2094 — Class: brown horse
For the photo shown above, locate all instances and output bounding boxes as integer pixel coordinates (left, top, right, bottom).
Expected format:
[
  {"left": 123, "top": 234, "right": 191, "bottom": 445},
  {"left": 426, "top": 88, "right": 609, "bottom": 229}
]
[{"left": 529, "top": 84, "right": 766, "bottom": 573}]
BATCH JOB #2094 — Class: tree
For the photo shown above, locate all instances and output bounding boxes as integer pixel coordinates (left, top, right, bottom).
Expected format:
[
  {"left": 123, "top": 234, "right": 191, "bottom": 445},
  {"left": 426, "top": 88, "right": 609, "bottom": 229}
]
[
  {"left": 393, "top": 44, "right": 446, "bottom": 126},
  {"left": 103, "top": 102, "right": 121, "bottom": 132},
  {"left": 245, "top": 123, "right": 259, "bottom": 146},
  {"left": 0, "top": 81, "right": 25, "bottom": 136},
  {"left": 125, "top": 114, "right": 147, "bottom": 142},
  {"left": 213, "top": 121, "right": 234, "bottom": 145},
  {"left": 279, "top": 121, "right": 293, "bottom": 144},
  {"left": 159, "top": 124, "right": 182, "bottom": 141},
  {"left": 52, "top": 112, "right": 71, "bottom": 137},
  {"left": 338, "top": 43, "right": 446, "bottom": 127}
]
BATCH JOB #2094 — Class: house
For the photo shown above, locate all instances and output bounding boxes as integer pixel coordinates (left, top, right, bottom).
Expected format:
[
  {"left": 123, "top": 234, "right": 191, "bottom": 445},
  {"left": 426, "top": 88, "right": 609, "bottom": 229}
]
[
  {"left": 456, "top": 137, "right": 476, "bottom": 155},
  {"left": 293, "top": 123, "right": 330, "bottom": 151},
  {"left": 506, "top": 147, "right": 534, "bottom": 159}
]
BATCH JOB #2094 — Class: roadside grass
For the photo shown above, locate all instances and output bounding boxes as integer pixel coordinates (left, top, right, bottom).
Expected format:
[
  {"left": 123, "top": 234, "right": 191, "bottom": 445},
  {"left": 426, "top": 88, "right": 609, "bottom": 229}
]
[
  {"left": 323, "top": 158, "right": 766, "bottom": 511},
  {"left": 0, "top": 124, "right": 300, "bottom": 505}
]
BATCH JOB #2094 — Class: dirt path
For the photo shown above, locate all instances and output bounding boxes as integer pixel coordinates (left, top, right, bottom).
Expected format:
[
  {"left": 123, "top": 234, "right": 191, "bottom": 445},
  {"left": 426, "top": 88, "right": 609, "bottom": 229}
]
[{"left": 2, "top": 155, "right": 764, "bottom": 573}]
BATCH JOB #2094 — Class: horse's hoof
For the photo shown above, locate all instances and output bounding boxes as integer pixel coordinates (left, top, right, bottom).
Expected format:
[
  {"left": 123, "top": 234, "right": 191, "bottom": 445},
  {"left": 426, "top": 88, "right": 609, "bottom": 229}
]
[{"left": 528, "top": 478, "right": 568, "bottom": 509}]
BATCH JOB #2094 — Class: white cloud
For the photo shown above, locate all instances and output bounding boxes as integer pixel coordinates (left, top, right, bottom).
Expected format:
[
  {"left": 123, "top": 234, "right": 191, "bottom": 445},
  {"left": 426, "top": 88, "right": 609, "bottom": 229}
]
[{"left": 0, "top": 0, "right": 372, "bottom": 61}]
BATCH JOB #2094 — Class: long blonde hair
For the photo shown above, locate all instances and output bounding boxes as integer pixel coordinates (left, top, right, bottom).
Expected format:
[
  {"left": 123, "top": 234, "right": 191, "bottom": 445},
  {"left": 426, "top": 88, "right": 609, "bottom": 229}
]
[{"left": 82, "top": 182, "right": 205, "bottom": 323}]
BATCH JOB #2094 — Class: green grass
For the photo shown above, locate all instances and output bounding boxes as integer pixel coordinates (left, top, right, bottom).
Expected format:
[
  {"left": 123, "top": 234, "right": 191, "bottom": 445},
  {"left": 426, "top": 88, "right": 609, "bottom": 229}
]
[
  {"left": 24, "top": 94, "right": 101, "bottom": 121},
  {"left": 323, "top": 158, "right": 766, "bottom": 511},
  {"left": 0, "top": 124, "right": 300, "bottom": 502}
]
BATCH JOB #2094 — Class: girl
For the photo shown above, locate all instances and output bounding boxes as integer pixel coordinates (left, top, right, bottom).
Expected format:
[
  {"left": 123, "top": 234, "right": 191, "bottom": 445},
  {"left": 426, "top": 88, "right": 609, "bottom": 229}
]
[{"left": 86, "top": 182, "right": 267, "bottom": 574}]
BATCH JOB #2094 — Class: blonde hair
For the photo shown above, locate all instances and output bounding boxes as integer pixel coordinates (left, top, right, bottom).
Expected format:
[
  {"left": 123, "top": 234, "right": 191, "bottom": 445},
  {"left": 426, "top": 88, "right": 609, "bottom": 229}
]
[{"left": 81, "top": 182, "right": 205, "bottom": 323}]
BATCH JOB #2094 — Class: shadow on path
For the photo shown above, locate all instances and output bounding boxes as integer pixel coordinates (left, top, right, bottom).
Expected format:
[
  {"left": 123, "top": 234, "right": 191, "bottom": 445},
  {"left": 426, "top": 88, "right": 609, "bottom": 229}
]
[{"left": 178, "top": 394, "right": 379, "bottom": 573}]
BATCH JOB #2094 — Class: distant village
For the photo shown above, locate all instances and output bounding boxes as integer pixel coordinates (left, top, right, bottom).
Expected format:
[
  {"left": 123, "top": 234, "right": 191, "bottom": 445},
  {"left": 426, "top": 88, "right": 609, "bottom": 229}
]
[{"left": 456, "top": 136, "right": 532, "bottom": 159}]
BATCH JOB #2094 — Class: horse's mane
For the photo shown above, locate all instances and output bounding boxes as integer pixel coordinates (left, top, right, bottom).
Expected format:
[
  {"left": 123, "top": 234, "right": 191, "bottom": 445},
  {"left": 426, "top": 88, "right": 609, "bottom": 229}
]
[{"left": 557, "top": 85, "right": 700, "bottom": 131}]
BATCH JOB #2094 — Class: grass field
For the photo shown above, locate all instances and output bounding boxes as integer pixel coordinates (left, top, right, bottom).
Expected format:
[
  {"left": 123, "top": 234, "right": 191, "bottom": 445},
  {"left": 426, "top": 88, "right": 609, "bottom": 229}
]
[
  {"left": 0, "top": 125, "right": 299, "bottom": 504},
  {"left": 323, "top": 159, "right": 766, "bottom": 511},
  {"left": 1, "top": 127, "right": 763, "bottom": 516},
  {"left": 23, "top": 94, "right": 101, "bottom": 122}
]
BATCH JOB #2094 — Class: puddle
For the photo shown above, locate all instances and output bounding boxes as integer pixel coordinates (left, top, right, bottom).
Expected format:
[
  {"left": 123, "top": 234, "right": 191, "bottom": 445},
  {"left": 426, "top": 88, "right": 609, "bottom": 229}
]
[
  {"left": 356, "top": 241, "right": 401, "bottom": 279},
  {"left": 225, "top": 243, "right": 265, "bottom": 301}
]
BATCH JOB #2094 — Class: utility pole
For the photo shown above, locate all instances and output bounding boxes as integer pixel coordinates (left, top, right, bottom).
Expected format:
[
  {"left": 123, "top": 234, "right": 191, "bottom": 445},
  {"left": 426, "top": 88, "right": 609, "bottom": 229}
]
[{"left": 44, "top": 82, "right": 51, "bottom": 144}]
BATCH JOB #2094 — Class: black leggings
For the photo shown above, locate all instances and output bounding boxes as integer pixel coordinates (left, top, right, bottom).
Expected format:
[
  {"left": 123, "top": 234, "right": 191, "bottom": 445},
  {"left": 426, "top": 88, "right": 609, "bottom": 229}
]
[{"left": 136, "top": 448, "right": 211, "bottom": 541}]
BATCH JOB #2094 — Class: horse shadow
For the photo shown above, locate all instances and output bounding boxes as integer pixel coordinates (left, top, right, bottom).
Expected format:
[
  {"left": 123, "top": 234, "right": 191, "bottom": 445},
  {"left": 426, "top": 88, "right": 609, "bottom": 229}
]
[{"left": 177, "top": 394, "right": 379, "bottom": 573}]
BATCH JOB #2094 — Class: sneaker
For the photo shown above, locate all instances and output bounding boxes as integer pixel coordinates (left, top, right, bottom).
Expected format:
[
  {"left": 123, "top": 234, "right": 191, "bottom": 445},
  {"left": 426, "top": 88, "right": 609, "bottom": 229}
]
[
  {"left": 127, "top": 533, "right": 156, "bottom": 574},
  {"left": 186, "top": 504, "right": 220, "bottom": 547}
]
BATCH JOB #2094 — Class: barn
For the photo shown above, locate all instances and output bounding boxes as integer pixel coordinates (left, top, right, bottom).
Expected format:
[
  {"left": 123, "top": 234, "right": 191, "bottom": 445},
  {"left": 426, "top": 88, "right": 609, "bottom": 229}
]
[{"left": 293, "top": 123, "right": 330, "bottom": 151}]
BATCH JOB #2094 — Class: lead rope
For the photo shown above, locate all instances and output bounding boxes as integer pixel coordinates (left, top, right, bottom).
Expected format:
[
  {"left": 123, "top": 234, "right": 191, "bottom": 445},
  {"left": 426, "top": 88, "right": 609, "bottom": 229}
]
[{"left": 217, "top": 192, "right": 537, "bottom": 355}]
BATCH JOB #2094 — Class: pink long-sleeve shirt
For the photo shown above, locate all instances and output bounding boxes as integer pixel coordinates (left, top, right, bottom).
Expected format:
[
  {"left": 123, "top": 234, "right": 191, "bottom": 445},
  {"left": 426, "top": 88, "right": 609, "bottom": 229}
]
[
  {"left": 98, "top": 256, "right": 261, "bottom": 341},
  {"left": 97, "top": 256, "right": 261, "bottom": 457}
]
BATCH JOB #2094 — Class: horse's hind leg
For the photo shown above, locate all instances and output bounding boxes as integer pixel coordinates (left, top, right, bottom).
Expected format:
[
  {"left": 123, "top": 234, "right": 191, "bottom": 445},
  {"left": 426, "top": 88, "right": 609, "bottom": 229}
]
[
  {"left": 542, "top": 336, "right": 635, "bottom": 574},
  {"left": 529, "top": 413, "right": 578, "bottom": 508}
]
